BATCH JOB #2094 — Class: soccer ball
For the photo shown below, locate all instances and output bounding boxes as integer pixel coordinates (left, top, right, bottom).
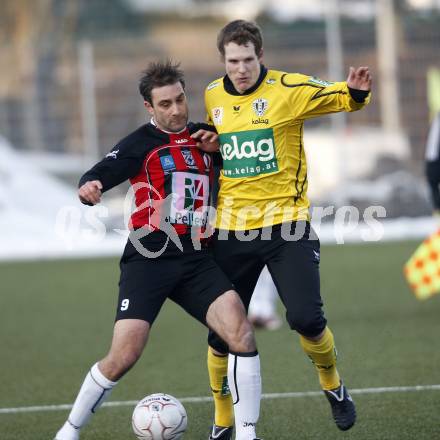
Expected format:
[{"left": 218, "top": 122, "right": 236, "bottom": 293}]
[{"left": 132, "top": 393, "right": 187, "bottom": 440}]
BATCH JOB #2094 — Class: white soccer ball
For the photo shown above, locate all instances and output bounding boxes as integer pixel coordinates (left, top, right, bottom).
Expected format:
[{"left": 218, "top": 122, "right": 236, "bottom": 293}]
[{"left": 132, "top": 393, "right": 187, "bottom": 440}]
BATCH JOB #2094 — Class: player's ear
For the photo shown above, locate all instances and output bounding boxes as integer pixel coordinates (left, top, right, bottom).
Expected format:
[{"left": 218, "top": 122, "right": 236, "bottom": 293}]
[
  {"left": 144, "top": 100, "right": 154, "bottom": 115},
  {"left": 258, "top": 48, "right": 264, "bottom": 62}
]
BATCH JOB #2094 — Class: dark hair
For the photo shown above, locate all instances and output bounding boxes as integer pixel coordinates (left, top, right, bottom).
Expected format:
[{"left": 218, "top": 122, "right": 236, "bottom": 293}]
[
  {"left": 139, "top": 60, "right": 185, "bottom": 103},
  {"left": 217, "top": 20, "right": 263, "bottom": 58}
]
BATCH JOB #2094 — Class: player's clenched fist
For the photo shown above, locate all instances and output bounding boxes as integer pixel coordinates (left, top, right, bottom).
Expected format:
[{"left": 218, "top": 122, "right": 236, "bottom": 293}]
[{"left": 78, "top": 180, "right": 103, "bottom": 205}]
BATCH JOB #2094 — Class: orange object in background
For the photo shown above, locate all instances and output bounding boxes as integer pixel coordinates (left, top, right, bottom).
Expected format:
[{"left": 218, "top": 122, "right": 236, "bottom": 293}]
[{"left": 404, "top": 230, "right": 440, "bottom": 300}]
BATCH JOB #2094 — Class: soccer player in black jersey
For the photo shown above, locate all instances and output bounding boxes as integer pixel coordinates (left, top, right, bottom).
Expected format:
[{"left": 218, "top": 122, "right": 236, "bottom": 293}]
[{"left": 54, "top": 61, "right": 262, "bottom": 440}]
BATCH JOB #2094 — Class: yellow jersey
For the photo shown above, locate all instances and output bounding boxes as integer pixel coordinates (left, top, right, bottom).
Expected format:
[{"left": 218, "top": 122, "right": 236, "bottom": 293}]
[{"left": 205, "top": 68, "right": 370, "bottom": 230}]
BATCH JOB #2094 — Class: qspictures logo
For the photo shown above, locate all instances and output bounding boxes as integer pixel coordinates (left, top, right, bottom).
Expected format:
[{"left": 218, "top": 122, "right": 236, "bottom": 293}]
[{"left": 219, "top": 128, "right": 278, "bottom": 178}]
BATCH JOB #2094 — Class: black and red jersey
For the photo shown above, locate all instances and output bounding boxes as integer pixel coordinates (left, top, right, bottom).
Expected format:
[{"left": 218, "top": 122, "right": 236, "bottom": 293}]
[{"left": 79, "top": 122, "right": 216, "bottom": 236}]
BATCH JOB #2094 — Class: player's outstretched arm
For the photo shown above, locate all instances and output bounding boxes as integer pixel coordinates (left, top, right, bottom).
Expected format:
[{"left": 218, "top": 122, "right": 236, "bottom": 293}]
[
  {"left": 191, "top": 129, "right": 219, "bottom": 152},
  {"left": 346, "top": 66, "right": 372, "bottom": 91},
  {"left": 78, "top": 180, "right": 103, "bottom": 205}
]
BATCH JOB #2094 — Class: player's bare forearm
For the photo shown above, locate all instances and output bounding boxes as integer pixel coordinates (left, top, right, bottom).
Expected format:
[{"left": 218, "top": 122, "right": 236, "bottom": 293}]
[
  {"left": 191, "top": 129, "right": 219, "bottom": 152},
  {"left": 78, "top": 180, "right": 103, "bottom": 205},
  {"left": 346, "top": 66, "right": 372, "bottom": 91}
]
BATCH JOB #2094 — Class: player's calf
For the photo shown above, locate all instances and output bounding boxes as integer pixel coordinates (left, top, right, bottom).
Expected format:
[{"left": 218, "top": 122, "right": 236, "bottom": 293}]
[
  {"left": 55, "top": 320, "right": 149, "bottom": 439},
  {"left": 206, "top": 291, "right": 262, "bottom": 440}
]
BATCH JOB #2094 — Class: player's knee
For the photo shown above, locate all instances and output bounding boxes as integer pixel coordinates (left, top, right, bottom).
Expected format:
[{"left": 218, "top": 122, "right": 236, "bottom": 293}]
[
  {"left": 225, "top": 319, "right": 256, "bottom": 353},
  {"left": 102, "top": 349, "right": 142, "bottom": 380}
]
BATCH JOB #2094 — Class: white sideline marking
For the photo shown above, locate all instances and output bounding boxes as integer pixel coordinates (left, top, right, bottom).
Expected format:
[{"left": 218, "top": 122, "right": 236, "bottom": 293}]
[{"left": 1, "top": 384, "right": 440, "bottom": 414}]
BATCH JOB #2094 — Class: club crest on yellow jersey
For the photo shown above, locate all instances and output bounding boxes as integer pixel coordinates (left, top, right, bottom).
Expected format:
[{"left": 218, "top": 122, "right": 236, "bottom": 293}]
[{"left": 252, "top": 98, "right": 269, "bottom": 117}]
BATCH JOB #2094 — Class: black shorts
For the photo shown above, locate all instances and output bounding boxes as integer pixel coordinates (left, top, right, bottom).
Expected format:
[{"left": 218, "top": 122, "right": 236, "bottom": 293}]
[
  {"left": 208, "top": 221, "right": 327, "bottom": 352},
  {"left": 115, "top": 236, "right": 234, "bottom": 326}
]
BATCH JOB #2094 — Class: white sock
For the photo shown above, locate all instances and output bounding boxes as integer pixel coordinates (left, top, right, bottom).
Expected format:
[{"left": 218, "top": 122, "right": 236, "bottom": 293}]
[
  {"left": 55, "top": 363, "right": 117, "bottom": 440},
  {"left": 228, "top": 352, "right": 261, "bottom": 440}
]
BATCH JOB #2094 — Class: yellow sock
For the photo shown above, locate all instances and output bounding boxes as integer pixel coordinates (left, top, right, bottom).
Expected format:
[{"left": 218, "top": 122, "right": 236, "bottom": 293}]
[
  {"left": 207, "top": 347, "right": 233, "bottom": 427},
  {"left": 299, "top": 327, "right": 340, "bottom": 390}
]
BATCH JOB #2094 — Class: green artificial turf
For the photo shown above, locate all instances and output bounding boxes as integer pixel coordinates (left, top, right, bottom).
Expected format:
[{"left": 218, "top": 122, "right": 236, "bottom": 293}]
[{"left": 1, "top": 240, "right": 439, "bottom": 439}]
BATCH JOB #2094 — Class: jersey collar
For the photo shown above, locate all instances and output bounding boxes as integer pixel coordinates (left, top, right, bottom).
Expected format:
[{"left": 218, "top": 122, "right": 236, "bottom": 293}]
[{"left": 223, "top": 65, "right": 268, "bottom": 96}]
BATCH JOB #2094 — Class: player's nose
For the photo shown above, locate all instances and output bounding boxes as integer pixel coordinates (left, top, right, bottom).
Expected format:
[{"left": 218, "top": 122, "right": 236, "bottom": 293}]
[{"left": 170, "top": 103, "right": 181, "bottom": 115}]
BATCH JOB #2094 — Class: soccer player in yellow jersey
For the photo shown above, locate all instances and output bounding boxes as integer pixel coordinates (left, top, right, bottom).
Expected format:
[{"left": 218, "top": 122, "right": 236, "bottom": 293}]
[{"left": 201, "top": 20, "right": 372, "bottom": 440}]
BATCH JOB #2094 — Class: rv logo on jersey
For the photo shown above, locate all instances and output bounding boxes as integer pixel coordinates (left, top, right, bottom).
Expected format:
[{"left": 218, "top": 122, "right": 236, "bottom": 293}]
[
  {"left": 169, "top": 172, "right": 209, "bottom": 226},
  {"left": 252, "top": 98, "right": 268, "bottom": 117},
  {"left": 219, "top": 128, "right": 278, "bottom": 178}
]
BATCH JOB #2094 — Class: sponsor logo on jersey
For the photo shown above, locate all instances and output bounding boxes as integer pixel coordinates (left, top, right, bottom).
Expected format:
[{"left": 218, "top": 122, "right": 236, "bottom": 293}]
[
  {"left": 175, "top": 138, "right": 189, "bottom": 144},
  {"left": 212, "top": 107, "right": 224, "bottom": 125},
  {"left": 168, "top": 172, "right": 210, "bottom": 226},
  {"left": 181, "top": 149, "right": 197, "bottom": 168},
  {"left": 160, "top": 154, "right": 176, "bottom": 172},
  {"left": 252, "top": 117, "right": 269, "bottom": 125},
  {"left": 266, "top": 78, "right": 276, "bottom": 85},
  {"left": 207, "top": 81, "right": 220, "bottom": 91},
  {"left": 252, "top": 98, "right": 268, "bottom": 117},
  {"left": 203, "top": 153, "right": 212, "bottom": 172},
  {"left": 219, "top": 128, "right": 278, "bottom": 178},
  {"left": 308, "top": 76, "right": 333, "bottom": 87},
  {"left": 105, "top": 149, "right": 119, "bottom": 159},
  {"left": 221, "top": 376, "right": 231, "bottom": 396}
]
